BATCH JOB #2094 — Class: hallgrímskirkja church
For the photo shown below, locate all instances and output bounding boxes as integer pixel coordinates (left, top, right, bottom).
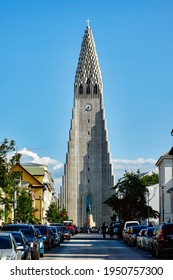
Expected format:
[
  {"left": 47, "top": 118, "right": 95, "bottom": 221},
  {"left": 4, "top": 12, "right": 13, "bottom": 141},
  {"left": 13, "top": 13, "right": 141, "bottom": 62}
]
[{"left": 59, "top": 22, "right": 115, "bottom": 227}]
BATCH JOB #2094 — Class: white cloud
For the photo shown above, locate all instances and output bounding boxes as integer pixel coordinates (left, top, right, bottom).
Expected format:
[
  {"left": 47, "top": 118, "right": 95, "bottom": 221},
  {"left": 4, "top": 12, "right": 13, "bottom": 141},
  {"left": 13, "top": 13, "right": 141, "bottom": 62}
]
[
  {"left": 17, "top": 148, "right": 158, "bottom": 195},
  {"left": 112, "top": 157, "right": 158, "bottom": 182}
]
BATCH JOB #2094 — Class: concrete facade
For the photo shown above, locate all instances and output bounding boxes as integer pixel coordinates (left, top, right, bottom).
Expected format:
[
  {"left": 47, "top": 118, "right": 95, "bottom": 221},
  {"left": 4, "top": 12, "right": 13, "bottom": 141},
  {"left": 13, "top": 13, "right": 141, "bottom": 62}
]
[{"left": 60, "top": 25, "right": 114, "bottom": 227}]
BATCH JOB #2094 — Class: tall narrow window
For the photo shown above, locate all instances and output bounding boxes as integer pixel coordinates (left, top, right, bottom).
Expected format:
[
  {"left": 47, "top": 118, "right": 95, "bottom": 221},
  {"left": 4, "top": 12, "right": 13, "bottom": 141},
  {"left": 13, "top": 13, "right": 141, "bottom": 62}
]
[
  {"left": 94, "top": 84, "right": 97, "bottom": 94},
  {"left": 79, "top": 84, "right": 83, "bottom": 94},
  {"left": 87, "top": 78, "right": 90, "bottom": 94}
]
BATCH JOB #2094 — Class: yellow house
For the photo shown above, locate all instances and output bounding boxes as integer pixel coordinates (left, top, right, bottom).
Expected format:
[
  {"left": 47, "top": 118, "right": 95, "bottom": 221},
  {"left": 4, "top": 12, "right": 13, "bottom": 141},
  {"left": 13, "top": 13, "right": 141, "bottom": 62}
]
[{"left": 11, "top": 163, "right": 45, "bottom": 223}]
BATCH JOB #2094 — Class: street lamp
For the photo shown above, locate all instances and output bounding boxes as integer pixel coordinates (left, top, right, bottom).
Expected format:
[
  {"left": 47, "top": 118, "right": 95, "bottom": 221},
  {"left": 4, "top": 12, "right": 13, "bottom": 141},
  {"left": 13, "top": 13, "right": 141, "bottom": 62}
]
[{"left": 39, "top": 196, "right": 43, "bottom": 222}]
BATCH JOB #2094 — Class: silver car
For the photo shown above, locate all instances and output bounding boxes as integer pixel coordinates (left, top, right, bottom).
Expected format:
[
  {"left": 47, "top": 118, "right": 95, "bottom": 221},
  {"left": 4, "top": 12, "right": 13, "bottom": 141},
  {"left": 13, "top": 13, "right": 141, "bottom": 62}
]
[{"left": 0, "top": 232, "right": 22, "bottom": 260}]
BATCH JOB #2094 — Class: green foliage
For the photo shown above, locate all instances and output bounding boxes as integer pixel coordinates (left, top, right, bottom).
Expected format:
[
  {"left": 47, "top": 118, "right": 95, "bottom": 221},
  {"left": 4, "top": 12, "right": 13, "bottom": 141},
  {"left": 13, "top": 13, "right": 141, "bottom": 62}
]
[
  {"left": 0, "top": 138, "right": 19, "bottom": 223},
  {"left": 0, "top": 138, "right": 34, "bottom": 223},
  {"left": 16, "top": 188, "right": 36, "bottom": 223},
  {"left": 46, "top": 202, "right": 68, "bottom": 223},
  {"left": 104, "top": 171, "right": 159, "bottom": 223},
  {"left": 141, "top": 172, "right": 159, "bottom": 186}
]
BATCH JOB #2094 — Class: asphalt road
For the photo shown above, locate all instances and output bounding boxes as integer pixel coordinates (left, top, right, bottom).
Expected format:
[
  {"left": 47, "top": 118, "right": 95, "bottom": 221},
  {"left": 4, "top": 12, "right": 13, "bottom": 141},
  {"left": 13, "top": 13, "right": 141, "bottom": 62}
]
[{"left": 42, "top": 233, "right": 157, "bottom": 260}]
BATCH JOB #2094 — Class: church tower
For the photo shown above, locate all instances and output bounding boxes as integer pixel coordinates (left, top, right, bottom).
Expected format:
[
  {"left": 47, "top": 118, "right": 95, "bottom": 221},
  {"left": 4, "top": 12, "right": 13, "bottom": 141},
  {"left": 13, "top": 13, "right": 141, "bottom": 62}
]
[{"left": 60, "top": 22, "right": 114, "bottom": 227}]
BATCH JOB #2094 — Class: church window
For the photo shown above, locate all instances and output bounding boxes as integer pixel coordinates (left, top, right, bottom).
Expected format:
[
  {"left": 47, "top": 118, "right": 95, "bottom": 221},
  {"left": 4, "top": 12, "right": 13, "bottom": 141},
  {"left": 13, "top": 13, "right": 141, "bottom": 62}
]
[
  {"left": 88, "top": 131, "right": 90, "bottom": 135},
  {"left": 79, "top": 84, "right": 83, "bottom": 94},
  {"left": 88, "top": 179, "right": 90, "bottom": 183},
  {"left": 88, "top": 119, "right": 90, "bottom": 123},
  {"left": 88, "top": 167, "right": 90, "bottom": 171},
  {"left": 87, "top": 78, "right": 90, "bottom": 94},
  {"left": 94, "top": 84, "right": 97, "bottom": 94}
]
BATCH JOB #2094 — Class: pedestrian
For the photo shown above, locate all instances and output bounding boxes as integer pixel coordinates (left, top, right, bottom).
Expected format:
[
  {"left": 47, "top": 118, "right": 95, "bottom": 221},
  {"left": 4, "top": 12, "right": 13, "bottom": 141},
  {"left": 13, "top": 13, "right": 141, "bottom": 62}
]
[{"left": 101, "top": 222, "right": 106, "bottom": 239}]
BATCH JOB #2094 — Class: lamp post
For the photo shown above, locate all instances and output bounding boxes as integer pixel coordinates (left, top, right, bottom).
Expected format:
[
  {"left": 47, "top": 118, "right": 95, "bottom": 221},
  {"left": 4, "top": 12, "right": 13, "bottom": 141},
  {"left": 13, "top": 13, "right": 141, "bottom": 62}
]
[{"left": 39, "top": 196, "right": 43, "bottom": 222}]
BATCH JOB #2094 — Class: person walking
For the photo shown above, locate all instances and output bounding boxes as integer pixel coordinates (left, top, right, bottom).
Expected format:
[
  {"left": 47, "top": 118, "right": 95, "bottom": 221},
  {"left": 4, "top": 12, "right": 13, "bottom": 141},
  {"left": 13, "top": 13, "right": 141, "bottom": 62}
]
[{"left": 101, "top": 222, "right": 106, "bottom": 239}]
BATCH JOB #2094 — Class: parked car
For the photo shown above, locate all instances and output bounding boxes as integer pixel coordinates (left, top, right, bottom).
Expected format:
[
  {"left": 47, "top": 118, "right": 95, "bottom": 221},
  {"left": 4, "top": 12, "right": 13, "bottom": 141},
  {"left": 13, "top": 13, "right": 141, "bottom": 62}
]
[
  {"left": 128, "top": 225, "right": 147, "bottom": 247},
  {"left": 136, "top": 228, "right": 147, "bottom": 249},
  {"left": 63, "top": 227, "right": 71, "bottom": 240},
  {"left": 122, "top": 220, "right": 139, "bottom": 242},
  {"left": 34, "top": 225, "right": 51, "bottom": 250},
  {"left": 7, "top": 231, "right": 31, "bottom": 260},
  {"left": 48, "top": 227, "right": 56, "bottom": 248},
  {"left": 108, "top": 222, "right": 123, "bottom": 239},
  {"left": 80, "top": 227, "right": 90, "bottom": 233},
  {"left": 35, "top": 228, "right": 44, "bottom": 257},
  {"left": 2, "top": 224, "right": 40, "bottom": 260},
  {"left": 48, "top": 226, "right": 61, "bottom": 246},
  {"left": 142, "top": 227, "right": 157, "bottom": 251},
  {"left": 150, "top": 223, "right": 173, "bottom": 258},
  {"left": 63, "top": 221, "right": 75, "bottom": 235},
  {"left": 73, "top": 225, "right": 80, "bottom": 234},
  {"left": 90, "top": 226, "right": 99, "bottom": 233},
  {"left": 56, "top": 226, "right": 65, "bottom": 242},
  {"left": 123, "top": 227, "right": 132, "bottom": 244},
  {"left": 0, "top": 232, "right": 22, "bottom": 260}
]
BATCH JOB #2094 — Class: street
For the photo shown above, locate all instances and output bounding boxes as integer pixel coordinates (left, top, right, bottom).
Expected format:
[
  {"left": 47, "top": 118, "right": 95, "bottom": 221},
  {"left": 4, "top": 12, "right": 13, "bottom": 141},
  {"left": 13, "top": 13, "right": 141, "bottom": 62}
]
[{"left": 42, "top": 233, "right": 156, "bottom": 260}]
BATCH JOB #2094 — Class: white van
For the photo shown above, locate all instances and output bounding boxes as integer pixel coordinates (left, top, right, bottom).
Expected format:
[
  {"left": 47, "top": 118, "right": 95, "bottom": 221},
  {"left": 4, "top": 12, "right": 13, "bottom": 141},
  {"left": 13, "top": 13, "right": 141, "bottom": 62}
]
[{"left": 122, "top": 220, "right": 139, "bottom": 241}]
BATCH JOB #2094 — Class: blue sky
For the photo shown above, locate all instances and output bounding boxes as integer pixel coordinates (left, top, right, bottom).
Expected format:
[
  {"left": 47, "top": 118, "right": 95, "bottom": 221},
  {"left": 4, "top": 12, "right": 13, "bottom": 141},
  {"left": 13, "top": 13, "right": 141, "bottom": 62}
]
[{"left": 0, "top": 0, "right": 173, "bottom": 193}]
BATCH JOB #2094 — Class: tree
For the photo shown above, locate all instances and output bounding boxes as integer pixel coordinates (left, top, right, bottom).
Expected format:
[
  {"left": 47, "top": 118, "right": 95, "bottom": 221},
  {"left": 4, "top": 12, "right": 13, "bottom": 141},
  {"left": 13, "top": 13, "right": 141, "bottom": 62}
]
[
  {"left": 0, "top": 138, "right": 21, "bottom": 223},
  {"left": 141, "top": 172, "right": 159, "bottom": 186},
  {"left": 16, "top": 188, "right": 37, "bottom": 223},
  {"left": 104, "top": 171, "right": 159, "bottom": 223},
  {"left": 45, "top": 202, "right": 69, "bottom": 223}
]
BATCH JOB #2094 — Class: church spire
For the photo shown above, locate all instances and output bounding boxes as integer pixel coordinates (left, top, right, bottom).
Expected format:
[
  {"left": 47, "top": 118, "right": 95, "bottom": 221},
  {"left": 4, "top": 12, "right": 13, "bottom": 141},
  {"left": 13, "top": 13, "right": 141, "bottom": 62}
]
[{"left": 75, "top": 23, "right": 102, "bottom": 96}]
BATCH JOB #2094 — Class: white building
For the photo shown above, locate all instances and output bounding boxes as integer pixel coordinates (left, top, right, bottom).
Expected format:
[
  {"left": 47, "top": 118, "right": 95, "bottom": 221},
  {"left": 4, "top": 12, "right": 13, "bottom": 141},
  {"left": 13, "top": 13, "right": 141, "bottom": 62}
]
[{"left": 156, "top": 147, "right": 173, "bottom": 223}]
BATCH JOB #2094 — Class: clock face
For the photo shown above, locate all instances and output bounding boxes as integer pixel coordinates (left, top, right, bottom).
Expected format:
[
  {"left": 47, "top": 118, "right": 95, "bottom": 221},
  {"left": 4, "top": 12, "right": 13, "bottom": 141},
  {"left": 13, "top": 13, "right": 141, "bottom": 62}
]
[{"left": 85, "top": 104, "right": 92, "bottom": 111}]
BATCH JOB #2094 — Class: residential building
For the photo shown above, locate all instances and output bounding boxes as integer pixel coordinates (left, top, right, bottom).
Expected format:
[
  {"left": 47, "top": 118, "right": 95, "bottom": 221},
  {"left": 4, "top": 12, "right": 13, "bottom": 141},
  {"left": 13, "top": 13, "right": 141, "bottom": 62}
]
[{"left": 156, "top": 147, "right": 173, "bottom": 222}]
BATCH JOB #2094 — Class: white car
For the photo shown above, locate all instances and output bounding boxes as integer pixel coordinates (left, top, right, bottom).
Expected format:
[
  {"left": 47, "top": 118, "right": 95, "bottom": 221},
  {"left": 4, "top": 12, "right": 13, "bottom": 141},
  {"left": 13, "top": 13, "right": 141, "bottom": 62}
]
[
  {"left": 0, "top": 232, "right": 23, "bottom": 260},
  {"left": 122, "top": 220, "right": 139, "bottom": 242}
]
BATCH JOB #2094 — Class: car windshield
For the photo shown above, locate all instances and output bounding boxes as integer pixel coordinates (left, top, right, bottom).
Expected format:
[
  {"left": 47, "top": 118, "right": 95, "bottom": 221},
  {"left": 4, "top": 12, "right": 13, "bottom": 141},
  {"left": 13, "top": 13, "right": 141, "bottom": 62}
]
[{"left": 0, "top": 236, "right": 12, "bottom": 249}]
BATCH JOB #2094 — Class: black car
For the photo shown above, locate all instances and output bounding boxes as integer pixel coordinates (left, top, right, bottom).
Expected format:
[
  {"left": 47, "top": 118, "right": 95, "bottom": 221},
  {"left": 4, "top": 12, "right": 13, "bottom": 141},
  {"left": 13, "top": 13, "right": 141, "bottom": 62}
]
[
  {"left": 2, "top": 224, "right": 40, "bottom": 260},
  {"left": 7, "top": 231, "right": 31, "bottom": 260},
  {"left": 150, "top": 223, "right": 173, "bottom": 258}
]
